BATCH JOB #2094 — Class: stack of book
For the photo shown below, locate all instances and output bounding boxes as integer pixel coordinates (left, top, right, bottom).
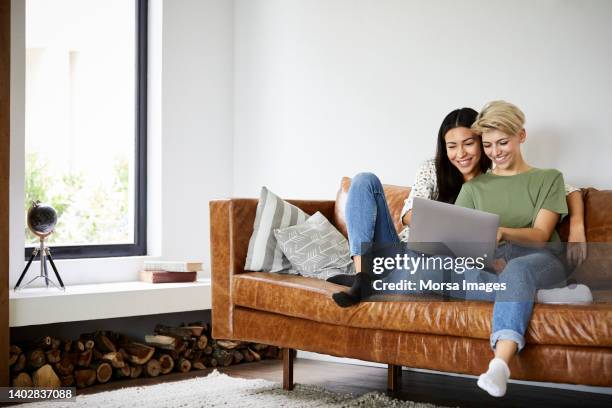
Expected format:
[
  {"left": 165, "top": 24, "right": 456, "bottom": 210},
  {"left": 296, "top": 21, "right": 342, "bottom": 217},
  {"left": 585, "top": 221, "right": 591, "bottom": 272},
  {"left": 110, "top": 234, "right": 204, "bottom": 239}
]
[{"left": 140, "top": 261, "right": 202, "bottom": 283}]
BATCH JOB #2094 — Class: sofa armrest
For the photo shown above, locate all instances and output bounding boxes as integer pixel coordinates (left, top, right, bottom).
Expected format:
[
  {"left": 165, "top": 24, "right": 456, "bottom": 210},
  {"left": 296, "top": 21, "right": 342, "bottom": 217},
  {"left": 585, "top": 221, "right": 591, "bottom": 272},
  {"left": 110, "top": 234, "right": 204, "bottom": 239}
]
[{"left": 209, "top": 198, "right": 336, "bottom": 339}]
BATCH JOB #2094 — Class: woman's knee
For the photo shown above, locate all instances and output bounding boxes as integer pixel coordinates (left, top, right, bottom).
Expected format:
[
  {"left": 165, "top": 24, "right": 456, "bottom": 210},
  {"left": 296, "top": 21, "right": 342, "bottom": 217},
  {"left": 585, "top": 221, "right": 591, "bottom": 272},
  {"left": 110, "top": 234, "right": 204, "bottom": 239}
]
[
  {"left": 351, "top": 172, "right": 382, "bottom": 191},
  {"left": 499, "top": 258, "right": 537, "bottom": 286}
]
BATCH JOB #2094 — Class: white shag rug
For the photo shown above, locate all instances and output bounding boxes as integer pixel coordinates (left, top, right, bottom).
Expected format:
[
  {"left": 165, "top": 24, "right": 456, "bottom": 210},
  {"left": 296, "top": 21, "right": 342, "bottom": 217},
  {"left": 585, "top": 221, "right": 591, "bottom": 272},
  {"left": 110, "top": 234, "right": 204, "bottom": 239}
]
[{"left": 19, "top": 370, "right": 452, "bottom": 408}]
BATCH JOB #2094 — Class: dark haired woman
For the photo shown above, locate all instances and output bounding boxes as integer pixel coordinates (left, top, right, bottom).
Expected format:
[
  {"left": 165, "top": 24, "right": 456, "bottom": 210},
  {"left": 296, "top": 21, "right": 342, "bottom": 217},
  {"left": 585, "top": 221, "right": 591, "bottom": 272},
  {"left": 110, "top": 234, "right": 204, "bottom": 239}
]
[{"left": 330, "top": 108, "right": 587, "bottom": 307}]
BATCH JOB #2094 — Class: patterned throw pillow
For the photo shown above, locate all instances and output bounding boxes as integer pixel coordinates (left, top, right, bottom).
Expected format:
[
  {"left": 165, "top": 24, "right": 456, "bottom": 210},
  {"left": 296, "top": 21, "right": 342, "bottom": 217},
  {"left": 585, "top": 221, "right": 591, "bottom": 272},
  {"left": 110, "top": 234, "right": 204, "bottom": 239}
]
[
  {"left": 244, "top": 187, "right": 309, "bottom": 272},
  {"left": 274, "top": 212, "right": 354, "bottom": 279}
]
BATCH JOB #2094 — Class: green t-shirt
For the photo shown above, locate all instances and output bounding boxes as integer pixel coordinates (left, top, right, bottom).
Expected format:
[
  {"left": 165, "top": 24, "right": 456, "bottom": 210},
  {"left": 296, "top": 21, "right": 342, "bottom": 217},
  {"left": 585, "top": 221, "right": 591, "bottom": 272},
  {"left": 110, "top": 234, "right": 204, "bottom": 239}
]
[{"left": 455, "top": 168, "right": 568, "bottom": 242}]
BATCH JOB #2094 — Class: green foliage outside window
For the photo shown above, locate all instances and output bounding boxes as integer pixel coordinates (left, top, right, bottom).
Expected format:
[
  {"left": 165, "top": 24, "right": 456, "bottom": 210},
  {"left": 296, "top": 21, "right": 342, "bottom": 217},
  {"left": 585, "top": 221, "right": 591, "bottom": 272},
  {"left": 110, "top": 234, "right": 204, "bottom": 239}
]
[{"left": 25, "top": 152, "right": 131, "bottom": 246}]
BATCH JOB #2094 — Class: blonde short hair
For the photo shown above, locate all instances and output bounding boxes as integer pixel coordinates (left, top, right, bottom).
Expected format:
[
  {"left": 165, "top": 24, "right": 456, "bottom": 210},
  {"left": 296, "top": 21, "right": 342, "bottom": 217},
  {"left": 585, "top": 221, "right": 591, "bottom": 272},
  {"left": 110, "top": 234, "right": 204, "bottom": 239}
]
[{"left": 471, "top": 100, "right": 525, "bottom": 136}]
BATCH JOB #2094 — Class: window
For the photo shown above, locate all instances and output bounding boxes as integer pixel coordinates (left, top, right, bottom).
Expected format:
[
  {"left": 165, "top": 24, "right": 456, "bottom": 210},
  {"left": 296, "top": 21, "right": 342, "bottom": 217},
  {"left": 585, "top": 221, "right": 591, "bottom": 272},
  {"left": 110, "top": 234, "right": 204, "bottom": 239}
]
[{"left": 24, "top": 0, "right": 147, "bottom": 259}]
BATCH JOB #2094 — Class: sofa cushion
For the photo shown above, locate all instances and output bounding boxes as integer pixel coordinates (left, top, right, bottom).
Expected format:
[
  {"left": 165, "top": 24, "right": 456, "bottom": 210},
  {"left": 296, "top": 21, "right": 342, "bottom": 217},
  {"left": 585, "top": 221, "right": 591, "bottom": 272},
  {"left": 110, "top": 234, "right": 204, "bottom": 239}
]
[
  {"left": 334, "top": 177, "right": 410, "bottom": 238},
  {"left": 274, "top": 211, "right": 353, "bottom": 279},
  {"left": 232, "top": 272, "right": 612, "bottom": 348},
  {"left": 244, "top": 187, "right": 309, "bottom": 272}
]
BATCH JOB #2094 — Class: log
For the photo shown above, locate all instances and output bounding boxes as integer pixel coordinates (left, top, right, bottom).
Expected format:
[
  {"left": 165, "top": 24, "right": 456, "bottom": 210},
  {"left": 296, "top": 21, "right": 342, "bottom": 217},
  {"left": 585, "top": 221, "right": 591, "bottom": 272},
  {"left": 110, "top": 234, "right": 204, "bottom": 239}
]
[
  {"left": 232, "top": 350, "right": 244, "bottom": 364},
  {"left": 123, "top": 342, "right": 155, "bottom": 365},
  {"left": 145, "top": 358, "right": 161, "bottom": 377},
  {"left": 60, "top": 374, "right": 74, "bottom": 387},
  {"left": 84, "top": 340, "right": 95, "bottom": 350},
  {"left": 75, "top": 369, "right": 96, "bottom": 388},
  {"left": 241, "top": 349, "right": 254, "bottom": 363},
  {"left": 192, "top": 361, "right": 206, "bottom": 370},
  {"left": 102, "top": 351, "right": 125, "bottom": 368},
  {"left": 248, "top": 348, "right": 261, "bottom": 362},
  {"left": 118, "top": 348, "right": 130, "bottom": 361},
  {"left": 38, "top": 336, "right": 53, "bottom": 350},
  {"left": 55, "top": 359, "right": 74, "bottom": 377},
  {"left": 77, "top": 349, "right": 93, "bottom": 367},
  {"left": 165, "top": 349, "right": 180, "bottom": 360},
  {"left": 195, "top": 335, "right": 208, "bottom": 350},
  {"left": 203, "top": 356, "right": 217, "bottom": 367},
  {"left": 114, "top": 365, "right": 131, "bottom": 379},
  {"left": 212, "top": 349, "right": 233, "bottom": 367},
  {"left": 187, "top": 321, "right": 208, "bottom": 330},
  {"left": 251, "top": 343, "right": 268, "bottom": 352},
  {"left": 45, "top": 349, "right": 61, "bottom": 364},
  {"left": 9, "top": 345, "right": 21, "bottom": 366},
  {"left": 182, "top": 325, "right": 205, "bottom": 337},
  {"left": 12, "top": 372, "right": 33, "bottom": 387},
  {"left": 158, "top": 354, "right": 174, "bottom": 374},
  {"left": 176, "top": 357, "right": 191, "bottom": 373},
  {"left": 33, "top": 364, "right": 61, "bottom": 388},
  {"left": 72, "top": 340, "right": 85, "bottom": 353},
  {"left": 62, "top": 339, "right": 73, "bottom": 352},
  {"left": 155, "top": 324, "right": 193, "bottom": 338},
  {"left": 129, "top": 364, "right": 143, "bottom": 378},
  {"left": 145, "top": 334, "right": 178, "bottom": 350},
  {"left": 216, "top": 340, "right": 242, "bottom": 350},
  {"left": 28, "top": 349, "right": 46, "bottom": 369},
  {"left": 92, "top": 362, "right": 112, "bottom": 384},
  {"left": 203, "top": 345, "right": 213, "bottom": 355},
  {"left": 183, "top": 348, "right": 193, "bottom": 359},
  {"left": 94, "top": 332, "right": 116, "bottom": 353},
  {"left": 51, "top": 338, "right": 62, "bottom": 350},
  {"left": 11, "top": 353, "right": 27, "bottom": 372}
]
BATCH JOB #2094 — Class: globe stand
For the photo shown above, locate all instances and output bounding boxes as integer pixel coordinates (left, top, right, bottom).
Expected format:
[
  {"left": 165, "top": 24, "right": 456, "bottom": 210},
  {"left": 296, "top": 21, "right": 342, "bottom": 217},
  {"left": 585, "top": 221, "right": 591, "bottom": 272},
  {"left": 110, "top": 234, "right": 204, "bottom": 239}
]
[{"left": 14, "top": 238, "right": 65, "bottom": 291}]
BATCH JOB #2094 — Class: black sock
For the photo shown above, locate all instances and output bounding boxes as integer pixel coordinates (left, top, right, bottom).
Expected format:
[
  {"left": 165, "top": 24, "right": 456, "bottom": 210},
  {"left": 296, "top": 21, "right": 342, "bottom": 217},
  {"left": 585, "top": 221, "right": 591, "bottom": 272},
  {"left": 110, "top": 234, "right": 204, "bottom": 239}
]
[
  {"left": 326, "top": 273, "right": 356, "bottom": 287},
  {"left": 332, "top": 272, "right": 371, "bottom": 308}
]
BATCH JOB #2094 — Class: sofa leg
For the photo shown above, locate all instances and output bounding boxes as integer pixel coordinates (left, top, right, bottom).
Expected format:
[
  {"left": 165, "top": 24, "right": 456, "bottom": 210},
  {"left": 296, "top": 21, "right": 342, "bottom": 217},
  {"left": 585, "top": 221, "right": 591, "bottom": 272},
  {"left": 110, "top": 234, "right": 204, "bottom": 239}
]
[
  {"left": 387, "top": 364, "right": 402, "bottom": 391},
  {"left": 283, "top": 348, "right": 294, "bottom": 390}
]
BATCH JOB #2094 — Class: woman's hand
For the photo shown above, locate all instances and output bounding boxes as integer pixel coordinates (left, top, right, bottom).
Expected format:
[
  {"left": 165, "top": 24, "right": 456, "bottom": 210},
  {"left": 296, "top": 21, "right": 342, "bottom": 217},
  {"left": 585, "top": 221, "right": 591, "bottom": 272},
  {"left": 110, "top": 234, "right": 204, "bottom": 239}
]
[
  {"left": 566, "top": 191, "right": 587, "bottom": 268},
  {"left": 567, "top": 225, "right": 587, "bottom": 268},
  {"left": 496, "top": 228, "right": 505, "bottom": 244}
]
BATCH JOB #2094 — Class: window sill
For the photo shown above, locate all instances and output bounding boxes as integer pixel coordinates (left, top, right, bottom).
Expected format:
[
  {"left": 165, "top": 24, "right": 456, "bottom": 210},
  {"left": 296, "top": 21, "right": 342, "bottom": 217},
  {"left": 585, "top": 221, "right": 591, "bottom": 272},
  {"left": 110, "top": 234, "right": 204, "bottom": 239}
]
[{"left": 9, "top": 278, "right": 211, "bottom": 327}]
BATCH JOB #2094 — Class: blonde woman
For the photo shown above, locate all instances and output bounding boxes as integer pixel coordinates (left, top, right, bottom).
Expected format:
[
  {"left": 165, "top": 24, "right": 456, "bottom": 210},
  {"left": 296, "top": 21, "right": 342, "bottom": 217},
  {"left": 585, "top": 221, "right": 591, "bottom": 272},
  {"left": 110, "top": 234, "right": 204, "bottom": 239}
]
[{"left": 455, "top": 101, "right": 571, "bottom": 397}]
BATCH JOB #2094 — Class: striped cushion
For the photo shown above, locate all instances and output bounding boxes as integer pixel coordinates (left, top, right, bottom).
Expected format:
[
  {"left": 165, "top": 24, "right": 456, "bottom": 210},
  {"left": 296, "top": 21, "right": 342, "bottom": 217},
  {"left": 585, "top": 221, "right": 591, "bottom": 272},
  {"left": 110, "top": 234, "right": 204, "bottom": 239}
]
[{"left": 245, "top": 187, "right": 309, "bottom": 272}]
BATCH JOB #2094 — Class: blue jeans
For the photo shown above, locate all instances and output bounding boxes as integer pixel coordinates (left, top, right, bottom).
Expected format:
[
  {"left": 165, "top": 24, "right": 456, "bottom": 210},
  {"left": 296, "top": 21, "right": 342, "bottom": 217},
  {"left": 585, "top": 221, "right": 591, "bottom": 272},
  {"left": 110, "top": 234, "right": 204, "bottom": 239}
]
[
  {"left": 345, "top": 172, "right": 400, "bottom": 256},
  {"left": 345, "top": 172, "right": 567, "bottom": 351}
]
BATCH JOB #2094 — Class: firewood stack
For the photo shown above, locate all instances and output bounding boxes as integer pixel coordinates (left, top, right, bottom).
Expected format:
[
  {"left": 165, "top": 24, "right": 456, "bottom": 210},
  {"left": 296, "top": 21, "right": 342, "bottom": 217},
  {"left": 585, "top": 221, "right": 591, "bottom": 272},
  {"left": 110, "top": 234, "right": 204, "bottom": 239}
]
[{"left": 9, "top": 323, "right": 282, "bottom": 389}]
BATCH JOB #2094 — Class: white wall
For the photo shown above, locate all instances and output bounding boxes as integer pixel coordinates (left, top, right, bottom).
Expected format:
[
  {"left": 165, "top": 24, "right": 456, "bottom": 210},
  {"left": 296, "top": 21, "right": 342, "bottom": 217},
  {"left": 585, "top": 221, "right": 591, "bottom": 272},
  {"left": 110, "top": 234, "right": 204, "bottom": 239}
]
[
  {"left": 233, "top": 0, "right": 612, "bottom": 200},
  {"left": 9, "top": 0, "right": 233, "bottom": 285},
  {"left": 159, "top": 0, "right": 233, "bottom": 268}
]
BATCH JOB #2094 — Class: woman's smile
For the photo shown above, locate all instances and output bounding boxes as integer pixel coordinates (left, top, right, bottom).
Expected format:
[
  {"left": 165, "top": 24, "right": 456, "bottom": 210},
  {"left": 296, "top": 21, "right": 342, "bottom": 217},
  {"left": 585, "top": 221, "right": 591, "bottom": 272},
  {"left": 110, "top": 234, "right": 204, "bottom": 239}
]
[{"left": 444, "top": 126, "right": 482, "bottom": 179}]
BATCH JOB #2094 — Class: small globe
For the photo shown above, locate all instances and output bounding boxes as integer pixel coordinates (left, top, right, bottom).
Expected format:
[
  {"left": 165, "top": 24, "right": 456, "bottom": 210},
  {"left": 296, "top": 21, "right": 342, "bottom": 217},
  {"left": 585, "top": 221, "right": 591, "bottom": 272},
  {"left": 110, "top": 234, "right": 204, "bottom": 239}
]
[{"left": 27, "top": 202, "right": 57, "bottom": 237}]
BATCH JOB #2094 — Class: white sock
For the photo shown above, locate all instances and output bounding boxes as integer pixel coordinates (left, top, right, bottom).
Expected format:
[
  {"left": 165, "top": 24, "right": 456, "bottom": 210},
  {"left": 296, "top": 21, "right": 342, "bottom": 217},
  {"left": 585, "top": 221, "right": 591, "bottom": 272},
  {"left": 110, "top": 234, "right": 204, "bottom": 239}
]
[
  {"left": 477, "top": 358, "right": 510, "bottom": 397},
  {"left": 536, "top": 284, "right": 593, "bottom": 304}
]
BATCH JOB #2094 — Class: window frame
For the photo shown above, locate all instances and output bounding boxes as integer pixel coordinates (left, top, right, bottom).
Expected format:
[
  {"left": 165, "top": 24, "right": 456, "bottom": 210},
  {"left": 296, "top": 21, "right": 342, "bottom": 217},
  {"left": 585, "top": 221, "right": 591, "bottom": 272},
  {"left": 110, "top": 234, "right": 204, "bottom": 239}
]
[{"left": 24, "top": 0, "right": 148, "bottom": 260}]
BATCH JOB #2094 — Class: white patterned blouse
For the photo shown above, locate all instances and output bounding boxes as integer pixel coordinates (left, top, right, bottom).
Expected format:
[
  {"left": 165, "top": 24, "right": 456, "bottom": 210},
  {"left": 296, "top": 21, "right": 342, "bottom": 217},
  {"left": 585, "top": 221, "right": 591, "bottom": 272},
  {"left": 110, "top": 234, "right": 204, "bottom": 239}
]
[{"left": 398, "top": 159, "right": 580, "bottom": 242}]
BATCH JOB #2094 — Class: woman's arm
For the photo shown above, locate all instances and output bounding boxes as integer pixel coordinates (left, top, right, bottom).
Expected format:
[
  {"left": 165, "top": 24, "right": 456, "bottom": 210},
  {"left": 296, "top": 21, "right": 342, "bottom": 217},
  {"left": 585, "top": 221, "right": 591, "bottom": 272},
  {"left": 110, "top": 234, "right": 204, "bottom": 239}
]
[
  {"left": 566, "top": 190, "right": 587, "bottom": 267},
  {"left": 497, "top": 208, "right": 560, "bottom": 244},
  {"left": 400, "top": 160, "right": 437, "bottom": 227}
]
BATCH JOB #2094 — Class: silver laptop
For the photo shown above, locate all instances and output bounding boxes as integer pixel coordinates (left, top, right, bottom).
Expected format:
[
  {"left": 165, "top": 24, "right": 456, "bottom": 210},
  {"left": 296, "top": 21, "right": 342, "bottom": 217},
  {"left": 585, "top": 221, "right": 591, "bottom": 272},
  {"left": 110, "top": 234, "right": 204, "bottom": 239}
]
[{"left": 408, "top": 197, "right": 500, "bottom": 266}]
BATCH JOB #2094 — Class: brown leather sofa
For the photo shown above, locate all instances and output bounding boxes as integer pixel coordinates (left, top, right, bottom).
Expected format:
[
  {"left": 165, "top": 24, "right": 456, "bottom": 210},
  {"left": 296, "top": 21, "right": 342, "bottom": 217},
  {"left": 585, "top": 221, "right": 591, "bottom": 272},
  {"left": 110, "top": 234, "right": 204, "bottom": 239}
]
[{"left": 210, "top": 178, "right": 612, "bottom": 390}]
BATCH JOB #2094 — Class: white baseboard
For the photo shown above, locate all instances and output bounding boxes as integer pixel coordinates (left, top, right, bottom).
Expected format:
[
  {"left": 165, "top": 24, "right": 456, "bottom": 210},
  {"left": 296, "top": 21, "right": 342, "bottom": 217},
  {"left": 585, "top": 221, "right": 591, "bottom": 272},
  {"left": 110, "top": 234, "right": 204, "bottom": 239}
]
[{"left": 297, "top": 351, "right": 612, "bottom": 395}]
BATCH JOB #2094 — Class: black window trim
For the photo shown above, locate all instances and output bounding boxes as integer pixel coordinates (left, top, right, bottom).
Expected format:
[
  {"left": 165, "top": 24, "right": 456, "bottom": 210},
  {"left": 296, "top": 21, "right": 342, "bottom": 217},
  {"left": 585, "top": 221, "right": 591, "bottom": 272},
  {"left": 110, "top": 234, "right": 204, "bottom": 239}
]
[{"left": 25, "top": 0, "right": 148, "bottom": 260}]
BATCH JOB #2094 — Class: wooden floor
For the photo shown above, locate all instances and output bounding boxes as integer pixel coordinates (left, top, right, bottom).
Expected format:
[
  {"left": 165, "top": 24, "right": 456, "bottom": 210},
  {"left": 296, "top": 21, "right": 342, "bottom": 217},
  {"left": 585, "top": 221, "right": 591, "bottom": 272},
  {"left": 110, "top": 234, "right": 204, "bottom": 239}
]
[{"left": 78, "top": 358, "right": 611, "bottom": 408}]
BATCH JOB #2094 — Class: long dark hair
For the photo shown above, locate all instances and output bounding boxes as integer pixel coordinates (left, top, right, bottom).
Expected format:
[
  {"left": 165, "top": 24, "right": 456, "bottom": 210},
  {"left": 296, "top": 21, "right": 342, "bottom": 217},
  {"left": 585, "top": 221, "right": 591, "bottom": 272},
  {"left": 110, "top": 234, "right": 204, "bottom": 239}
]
[{"left": 435, "top": 108, "right": 491, "bottom": 203}]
